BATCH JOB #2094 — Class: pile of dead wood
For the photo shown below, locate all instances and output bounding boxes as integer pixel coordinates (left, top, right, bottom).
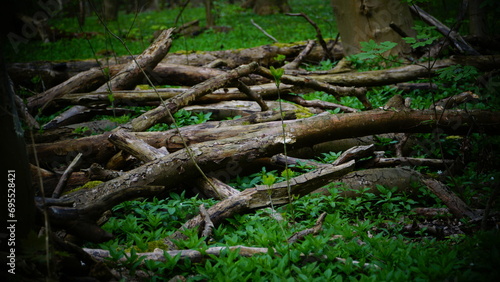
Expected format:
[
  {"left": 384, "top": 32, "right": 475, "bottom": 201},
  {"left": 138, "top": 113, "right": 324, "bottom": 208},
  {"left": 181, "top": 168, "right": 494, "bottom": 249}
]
[{"left": 9, "top": 25, "right": 500, "bottom": 276}]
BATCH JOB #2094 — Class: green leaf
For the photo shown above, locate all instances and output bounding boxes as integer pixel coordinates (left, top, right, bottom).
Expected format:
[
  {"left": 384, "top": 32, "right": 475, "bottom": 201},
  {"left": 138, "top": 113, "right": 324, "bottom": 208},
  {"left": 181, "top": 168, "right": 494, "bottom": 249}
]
[{"left": 270, "top": 66, "right": 284, "bottom": 86}]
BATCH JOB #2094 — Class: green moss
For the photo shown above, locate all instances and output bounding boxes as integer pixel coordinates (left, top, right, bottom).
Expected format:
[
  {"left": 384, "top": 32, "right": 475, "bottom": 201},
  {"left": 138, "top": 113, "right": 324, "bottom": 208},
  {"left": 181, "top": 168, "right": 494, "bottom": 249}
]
[
  {"left": 293, "top": 104, "right": 315, "bottom": 119},
  {"left": 135, "top": 84, "right": 151, "bottom": 90},
  {"left": 63, "top": 180, "right": 103, "bottom": 195},
  {"left": 271, "top": 41, "right": 307, "bottom": 48}
]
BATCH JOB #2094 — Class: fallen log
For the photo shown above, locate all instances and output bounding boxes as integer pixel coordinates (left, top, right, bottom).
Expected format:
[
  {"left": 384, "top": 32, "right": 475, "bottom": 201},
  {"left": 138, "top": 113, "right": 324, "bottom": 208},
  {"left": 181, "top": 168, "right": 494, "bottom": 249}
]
[
  {"left": 26, "top": 65, "right": 121, "bottom": 113},
  {"left": 308, "top": 55, "right": 500, "bottom": 86},
  {"left": 9, "top": 40, "right": 343, "bottom": 88},
  {"left": 53, "top": 83, "right": 298, "bottom": 107},
  {"left": 30, "top": 109, "right": 500, "bottom": 170},
  {"left": 84, "top": 245, "right": 272, "bottom": 264},
  {"left": 57, "top": 109, "right": 500, "bottom": 217}
]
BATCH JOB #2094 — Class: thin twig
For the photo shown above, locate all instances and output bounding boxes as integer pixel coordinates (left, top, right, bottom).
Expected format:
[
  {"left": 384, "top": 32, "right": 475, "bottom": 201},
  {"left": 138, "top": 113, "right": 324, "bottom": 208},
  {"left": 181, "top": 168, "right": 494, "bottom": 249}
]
[
  {"left": 284, "top": 40, "right": 315, "bottom": 70},
  {"left": 286, "top": 12, "right": 334, "bottom": 60},
  {"left": 52, "top": 153, "right": 83, "bottom": 198},
  {"left": 250, "top": 19, "right": 278, "bottom": 42}
]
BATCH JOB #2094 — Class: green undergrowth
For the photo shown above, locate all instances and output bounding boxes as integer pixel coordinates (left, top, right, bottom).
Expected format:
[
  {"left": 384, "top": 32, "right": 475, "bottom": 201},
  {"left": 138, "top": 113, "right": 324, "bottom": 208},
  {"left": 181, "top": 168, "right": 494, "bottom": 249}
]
[
  {"left": 4, "top": 0, "right": 336, "bottom": 62},
  {"left": 90, "top": 182, "right": 499, "bottom": 281}
]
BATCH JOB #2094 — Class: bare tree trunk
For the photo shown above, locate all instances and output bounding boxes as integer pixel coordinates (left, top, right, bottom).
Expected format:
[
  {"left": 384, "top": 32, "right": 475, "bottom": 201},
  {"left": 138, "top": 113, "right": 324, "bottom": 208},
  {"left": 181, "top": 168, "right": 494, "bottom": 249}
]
[
  {"left": 331, "top": 0, "right": 415, "bottom": 56},
  {"left": 469, "top": 0, "right": 488, "bottom": 37},
  {"left": 242, "top": 0, "right": 291, "bottom": 15},
  {"left": 204, "top": 0, "right": 215, "bottom": 27},
  {"left": 103, "top": 0, "right": 119, "bottom": 21}
]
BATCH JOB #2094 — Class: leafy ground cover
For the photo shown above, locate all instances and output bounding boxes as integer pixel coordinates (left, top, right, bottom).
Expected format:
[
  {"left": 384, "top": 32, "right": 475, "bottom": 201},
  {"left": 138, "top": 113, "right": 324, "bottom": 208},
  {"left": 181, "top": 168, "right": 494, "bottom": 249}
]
[
  {"left": 8, "top": 0, "right": 500, "bottom": 281},
  {"left": 4, "top": 0, "right": 335, "bottom": 62}
]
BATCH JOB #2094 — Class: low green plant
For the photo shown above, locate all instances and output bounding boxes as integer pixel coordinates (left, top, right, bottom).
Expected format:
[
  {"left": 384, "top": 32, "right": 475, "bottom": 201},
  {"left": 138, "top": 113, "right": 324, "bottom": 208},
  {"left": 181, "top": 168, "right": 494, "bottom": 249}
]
[
  {"left": 147, "top": 109, "right": 212, "bottom": 131},
  {"left": 347, "top": 40, "right": 400, "bottom": 70},
  {"left": 403, "top": 25, "right": 440, "bottom": 50},
  {"left": 72, "top": 126, "right": 90, "bottom": 135},
  {"left": 317, "top": 151, "right": 342, "bottom": 163},
  {"left": 304, "top": 59, "right": 337, "bottom": 71}
]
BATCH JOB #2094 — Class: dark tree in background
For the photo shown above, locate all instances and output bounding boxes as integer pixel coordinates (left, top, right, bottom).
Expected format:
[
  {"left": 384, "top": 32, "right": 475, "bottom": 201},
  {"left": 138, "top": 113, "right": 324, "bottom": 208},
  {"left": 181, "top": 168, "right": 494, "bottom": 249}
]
[
  {"left": 242, "top": 0, "right": 291, "bottom": 15},
  {"left": 469, "top": 0, "right": 488, "bottom": 37},
  {"left": 103, "top": 0, "right": 119, "bottom": 21}
]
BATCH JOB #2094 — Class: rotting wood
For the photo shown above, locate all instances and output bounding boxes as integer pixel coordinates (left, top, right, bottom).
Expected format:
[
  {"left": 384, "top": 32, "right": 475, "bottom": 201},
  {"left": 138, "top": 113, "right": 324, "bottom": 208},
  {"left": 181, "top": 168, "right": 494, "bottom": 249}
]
[
  {"left": 270, "top": 153, "right": 330, "bottom": 170},
  {"left": 236, "top": 80, "right": 269, "bottom": 111},
  {"left": 371, "top": 157, "right": 454, "bottom": 169},
  {"left": 41, "top": 106, "right": 134, "bottom": 130},
  {"left": 422, "top": 178, "right": 480, "bottom": 220},
  {"left": 307, "top": 56, "right": 500, "bottom": 86},
  {"left": 86, "top": 163, "right": 124, "bottom": 181},
  {"left": 332, "top": 144, "right": 375, "bottom": 166}
]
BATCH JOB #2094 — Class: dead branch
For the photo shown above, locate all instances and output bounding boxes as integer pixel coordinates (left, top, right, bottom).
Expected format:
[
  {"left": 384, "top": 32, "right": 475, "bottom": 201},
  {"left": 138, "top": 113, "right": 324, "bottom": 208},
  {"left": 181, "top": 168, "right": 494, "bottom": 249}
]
[
  {"left": 42, "top": 106, "right": 133, "bottom": 130},
  {"left": 31, "top": 109, "right": 500, "bottom": 172},
  {"left": 236, "top": 80, "right": 269, "bottom": 111},
  {"left": 255, "top": 66, "right": 369, "bottom": 105},
  {"left": 270, "top": 153, "right": 330, "bottom": 169},
  {"left": 119, "top": 62, "right": 259, "bottom": 132},
  {"left": 281, "top": 94, "right": 359, "bottom": 113},
  {"left": 94, "top": 28, "right": 175, "bottom": 92},
  {"left": 86, "top": 163, "right": 124, "bottom": 181},
  {"left": 372, "top": 157, "right": 454, "bottom": 169},
  {"left": 286, "top": 13, "right": 334, "bottom": 60},
  {"left": 287, "top": 212, "right": 327, "bottom": 243},
  {"left": 108, "top": 130, "right": 168, "bottom": 162},
  {"left": 284, "top": 40, "right": 315, "bottom": 70},
  {"left": 433, "top": 91, "right": 479, "bottom": 110},
  {"left": 409, "top": 5, "right": 479, "bottom": 55},
  {"left": 250, "top": 19, "right": 278, "bottom": 42},
  {"left": 84, "top": 245, "right": 272, "bottom": 264},
  {"left": 52, "top": 153, "right": 83, "bottom": 198},
  {"left": 422, "top": 178, "right": 480, "bottom": 220},
  {"left": 27, "top": 65, "right": 120, "bottom": 113},
  {"left": 54, "top": 83, "right": 297, "bottom": 107},
  {"left": 199, "top": 204, "right": 215, "bottom": 238},
  {"left": 195, "top": 177, "right": 240, "bottom": 200},
  {"left": 308, "top": 56, "right": 500, "bottom": 86},
  {"left": 14, "top": 94, "right": 39, "bottom": 129},
  {"left": 332, "top": 145, "right": 375, "bottom": 166},
  {"left": 166, "top": 161, "right": 355, "bottom": 245}
]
